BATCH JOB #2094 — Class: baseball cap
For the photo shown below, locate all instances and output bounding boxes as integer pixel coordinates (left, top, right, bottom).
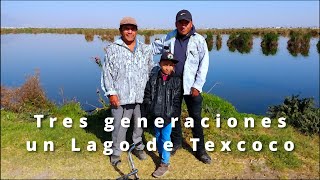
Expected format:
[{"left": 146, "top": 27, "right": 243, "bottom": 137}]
[
  {"left": 120, "top": 17, "right": 137, "bottom": 27},
  {"left": 160, "top": 52, "right": 179, "bottom": 64},
  {"left": 176, "top": 9, "right": 192, "bottom": 22}
]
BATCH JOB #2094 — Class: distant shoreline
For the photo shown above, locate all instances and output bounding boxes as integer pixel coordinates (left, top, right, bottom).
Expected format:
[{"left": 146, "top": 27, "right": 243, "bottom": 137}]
[{"left": 1, "top": 27, "right": 319, "bottom": 38}]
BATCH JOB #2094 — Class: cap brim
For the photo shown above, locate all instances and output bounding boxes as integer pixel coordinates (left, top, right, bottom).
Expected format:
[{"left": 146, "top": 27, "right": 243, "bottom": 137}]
[
  {"left": 161, "top": 59, "right": 179, "bottom": 64},
  {"left": 176, "top": 17, "right": 191, "bottom": 22},
  {"left": 120, "top": 23, "right": 138, "bottom": 26},
  {"left": 172, "top": 60, "right": 179, "bottom": 64}
]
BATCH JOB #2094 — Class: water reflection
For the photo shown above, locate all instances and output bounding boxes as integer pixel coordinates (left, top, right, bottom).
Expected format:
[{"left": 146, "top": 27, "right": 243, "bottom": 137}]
[
  {"left": 84, "top": 33, "right": 94, "bottom": 42},
  {"left": 98, "top": 34, "right": 114, "bottom": 42},
  {"left": 261, "top": 45, "right": 278, "bottom": 56},
  {"left": 227, "top": 32, "right": 253, "bottom": 54},
  {"left": 287, "top": 32, "right": 311, "bottom": 57},
  {"left": 91, "top": 33, "right": 317, "bottom": 57},
  {"left": 261, "top": 32, "right": 279, "bottom": 56},
  {"left": 300, "top": 42, "right": 311, "bottom": 57},
  {"left": 216, "top": 34, "right": 222, "bottom": 51},
  {"left": 143, "top": 32, "right": 152, "bottom": 44},
  {"left": 205, "top": 32, "right": 214, "bottom": 51},
  {"left": 1, "top": 34, "right": 319, "bottom": 115}
]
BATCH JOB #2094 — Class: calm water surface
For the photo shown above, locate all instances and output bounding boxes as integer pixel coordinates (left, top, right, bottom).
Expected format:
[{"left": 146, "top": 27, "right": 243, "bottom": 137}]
[{"left": 1, "top": 34, "right": 319, "bottom": 115}]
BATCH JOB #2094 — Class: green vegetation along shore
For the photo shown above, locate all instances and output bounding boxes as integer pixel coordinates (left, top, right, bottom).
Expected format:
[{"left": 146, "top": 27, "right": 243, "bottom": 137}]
[
  {"left": 1, "top": 73, "right": 319, "bottom": 179},
  {"left": 1, "top": 27, "right": 319, "bottom": 38}
]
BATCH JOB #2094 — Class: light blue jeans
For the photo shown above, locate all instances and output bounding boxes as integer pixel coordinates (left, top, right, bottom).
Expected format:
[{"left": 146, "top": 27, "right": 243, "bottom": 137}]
[{"left": 154, "top": 123, "right": 172, "bottom": 164}]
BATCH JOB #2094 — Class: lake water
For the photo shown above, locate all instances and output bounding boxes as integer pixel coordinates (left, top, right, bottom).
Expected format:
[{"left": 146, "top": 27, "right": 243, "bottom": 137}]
[{"left": 1, "top": 34, "right": 319, "bottom": 115}]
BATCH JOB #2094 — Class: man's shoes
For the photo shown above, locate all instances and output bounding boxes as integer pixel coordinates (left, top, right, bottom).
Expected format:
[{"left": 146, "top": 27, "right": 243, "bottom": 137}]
[
  {"left": 152, "top": 163, "right": 169, "bottom": 178},
  {"left": 170, "top": 144, "right": 182, "bottom": 156},
  {"left": 132, "top": 149, "right": 147, "bottom": 160},
  {"left": 110, "top": 155, "right": 121, "bottom": 166},
  {"left": 196, "top": 151, "right": 212, "bottom": 164}
]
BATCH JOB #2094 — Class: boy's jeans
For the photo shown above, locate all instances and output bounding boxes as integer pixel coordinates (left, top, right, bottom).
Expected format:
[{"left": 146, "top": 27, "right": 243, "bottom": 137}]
[{"left": 154, "top": 123, "right": 172, "bottom": 164}]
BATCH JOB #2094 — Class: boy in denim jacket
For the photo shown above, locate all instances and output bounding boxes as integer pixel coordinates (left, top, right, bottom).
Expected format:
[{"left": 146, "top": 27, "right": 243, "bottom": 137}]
[{"left": 143, "top": 52, "right": 182, "bottom": 177}]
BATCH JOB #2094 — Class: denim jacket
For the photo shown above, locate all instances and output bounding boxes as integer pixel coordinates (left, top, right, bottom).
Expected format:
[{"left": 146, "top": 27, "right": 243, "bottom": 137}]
[
  {"left": 152, "top": 30, "right": 209, "bottom": 95},
  {"left": 101, "top": 38, "right": 154, "bottom": 105}
]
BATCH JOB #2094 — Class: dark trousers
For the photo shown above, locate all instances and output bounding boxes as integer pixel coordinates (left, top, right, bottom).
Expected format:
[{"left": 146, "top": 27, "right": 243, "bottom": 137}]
[{"left": 171, "top": 94, "right": 205, "bottom": 152}]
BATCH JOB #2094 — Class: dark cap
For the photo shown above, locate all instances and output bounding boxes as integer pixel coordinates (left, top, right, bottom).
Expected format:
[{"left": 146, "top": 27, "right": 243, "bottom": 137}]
[
  {"left": 176, "top": 9, "right": 192, "bottom": 22},
  {"left": 160, "top": 52, "right": 179, "bottom": 64}
]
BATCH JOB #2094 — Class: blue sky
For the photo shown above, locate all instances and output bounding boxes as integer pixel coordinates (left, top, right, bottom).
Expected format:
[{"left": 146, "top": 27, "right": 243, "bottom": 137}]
[{"left": 1, "top": 1, "right": 319, "bottom": 29}]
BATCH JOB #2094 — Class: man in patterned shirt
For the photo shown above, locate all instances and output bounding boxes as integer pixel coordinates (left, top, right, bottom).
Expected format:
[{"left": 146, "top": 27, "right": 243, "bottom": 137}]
[{"left": 101, "top": 16, "right": 154, "bottom": 166}]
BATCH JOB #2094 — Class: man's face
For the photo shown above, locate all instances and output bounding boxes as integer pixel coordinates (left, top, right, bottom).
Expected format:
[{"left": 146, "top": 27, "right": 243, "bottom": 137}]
[
  {"left": 120, "top": 25, "right": 137, "bottom": 43},
  {"left": 176, "top": 20, "right": 193, "bottom": 36},
  {"left": 159, "top": 60, "right": 175, "bottom": 75}
]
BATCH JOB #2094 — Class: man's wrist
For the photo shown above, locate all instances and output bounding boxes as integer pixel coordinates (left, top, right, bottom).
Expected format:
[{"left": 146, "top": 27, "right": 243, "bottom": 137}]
[{"left": 192, "top": 87, "right": 199, "bottom": 92}]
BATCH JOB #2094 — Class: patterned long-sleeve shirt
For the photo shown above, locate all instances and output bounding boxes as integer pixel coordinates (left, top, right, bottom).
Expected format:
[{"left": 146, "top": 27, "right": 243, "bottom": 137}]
[{"left": 101, "top": 38, "right": 154, "bottom": 105}]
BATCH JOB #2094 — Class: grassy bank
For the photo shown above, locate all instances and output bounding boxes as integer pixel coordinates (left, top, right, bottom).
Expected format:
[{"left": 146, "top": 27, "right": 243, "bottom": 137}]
[
  {"left": 1, "top": 94, "right": 319, "bottom": 179},
  {"left": 1, "top": 72, "right": 319, "bottom": 179}
]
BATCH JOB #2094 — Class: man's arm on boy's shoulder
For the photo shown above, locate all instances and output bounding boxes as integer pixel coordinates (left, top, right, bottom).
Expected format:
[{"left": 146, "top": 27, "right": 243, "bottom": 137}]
[
  {"left": 151, "top": 34, "right": 169, "bottom": 55},
  {"left": 151, "top": 39, "right": 164, "bottom": 55}
]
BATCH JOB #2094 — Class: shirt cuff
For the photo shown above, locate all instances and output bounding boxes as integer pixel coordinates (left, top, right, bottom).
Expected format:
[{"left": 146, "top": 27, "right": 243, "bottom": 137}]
[{"left": 105, "top": 90, "right": 117, "bottom": 96}]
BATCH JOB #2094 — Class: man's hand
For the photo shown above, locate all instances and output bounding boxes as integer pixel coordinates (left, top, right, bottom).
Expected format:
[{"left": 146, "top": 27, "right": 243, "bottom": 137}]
[
  {"left": 191, "top": 87, "right": 200, "bottom": 97},
  {"left": 108, "top": 95, "right": 120, "bottom": 108}
]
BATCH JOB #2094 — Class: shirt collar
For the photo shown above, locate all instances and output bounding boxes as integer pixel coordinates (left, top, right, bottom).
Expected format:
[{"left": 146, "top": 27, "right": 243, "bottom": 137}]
[{"left": 114, "top": 37, "right": 139, "bottom": 52}]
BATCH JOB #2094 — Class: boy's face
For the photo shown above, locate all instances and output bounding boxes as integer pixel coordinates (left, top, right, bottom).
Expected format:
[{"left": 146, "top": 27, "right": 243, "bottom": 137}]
[{"left": 159, "top": 60, "right": 175, "bottom": 75}]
